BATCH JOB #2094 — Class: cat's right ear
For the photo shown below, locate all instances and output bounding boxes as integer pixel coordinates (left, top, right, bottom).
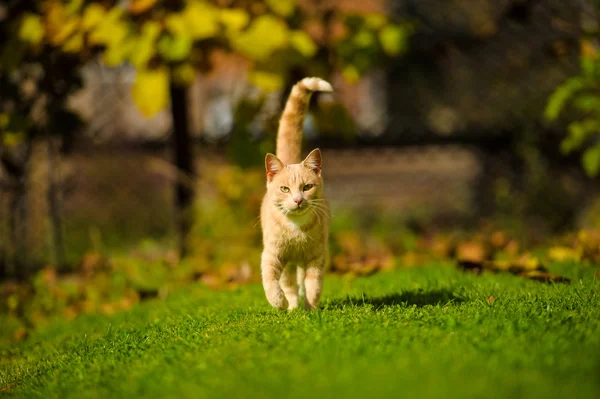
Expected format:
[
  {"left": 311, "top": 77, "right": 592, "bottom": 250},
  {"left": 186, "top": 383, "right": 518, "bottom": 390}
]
[{"left": 265, "top": 153, "right": 284, "bottom": 182}]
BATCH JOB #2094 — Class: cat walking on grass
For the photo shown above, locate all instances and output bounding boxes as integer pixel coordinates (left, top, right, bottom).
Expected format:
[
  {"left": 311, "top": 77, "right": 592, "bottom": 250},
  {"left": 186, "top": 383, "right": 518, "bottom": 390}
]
[{"left": 260, "top": 77, "right": 333, "bottom": 310}]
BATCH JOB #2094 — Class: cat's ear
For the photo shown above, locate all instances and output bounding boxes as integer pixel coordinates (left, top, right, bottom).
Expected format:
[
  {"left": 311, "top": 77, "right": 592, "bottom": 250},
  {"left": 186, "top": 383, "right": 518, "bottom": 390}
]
[
  {"left": 265, "top": 153, "right": 284, "bottom": 182},
  {"left": 302, "top": 148, "right": 322, "bottom": 176}
]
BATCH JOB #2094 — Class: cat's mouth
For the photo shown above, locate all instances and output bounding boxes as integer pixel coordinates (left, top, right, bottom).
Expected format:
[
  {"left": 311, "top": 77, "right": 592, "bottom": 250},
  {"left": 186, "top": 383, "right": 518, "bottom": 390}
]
[{"left": 287, "top": 205, "right": 310, "bottom": 215}]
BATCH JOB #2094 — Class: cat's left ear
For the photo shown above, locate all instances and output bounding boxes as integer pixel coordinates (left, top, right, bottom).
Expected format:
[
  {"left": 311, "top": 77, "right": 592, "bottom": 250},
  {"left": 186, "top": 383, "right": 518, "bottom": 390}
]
[
  {"left": 265, "top": 153, "right": 284, "bottom": 182},
  {"left": 302, "top": 149, "right": 322, "bottom": 176}
]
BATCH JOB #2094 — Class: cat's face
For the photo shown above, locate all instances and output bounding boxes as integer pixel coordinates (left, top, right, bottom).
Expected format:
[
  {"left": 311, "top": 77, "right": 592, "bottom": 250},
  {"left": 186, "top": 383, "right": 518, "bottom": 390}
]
[{"left": 265, "top": 149, "right": 324, "bottom": 217}]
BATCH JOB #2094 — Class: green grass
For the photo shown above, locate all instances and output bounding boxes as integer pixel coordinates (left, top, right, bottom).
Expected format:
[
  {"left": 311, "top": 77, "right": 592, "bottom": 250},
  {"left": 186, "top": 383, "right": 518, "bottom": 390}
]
[{"left": 1, "top": 264, "right": 599, "bottom": 399}]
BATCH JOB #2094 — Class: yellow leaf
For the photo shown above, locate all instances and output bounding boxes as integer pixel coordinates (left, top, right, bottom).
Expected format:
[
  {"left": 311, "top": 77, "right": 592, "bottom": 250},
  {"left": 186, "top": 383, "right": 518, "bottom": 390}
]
[
  {"left": 220, "top": 9, "right": 249, "bottom": 32},
  {"left": 62, "top": 32, "right": 83, "bottom": 53},
  {"left": 547, "top": 247, "right": 582, "bottom": 262},
  {"left": 50, "top": 17, "right": 80, "bottom": 46},
  {"left": 45, "top": 2, "right": 79, "bottom": 46},
  {"left": 103, "top": 38, "right": 134, "bottom": 66},
  {"left": 265, "top": 0, "right": 295, "bottom": 17},
  {"left": 88, "top": 8, "right": 127, "bottom": 47},
  {"left": 379, "top": 24, "right": 407, "bottom": 56},
  {"left": 129, "top": 21, "right": 161, "bottom": 67},
  {"left": 82, "top": 4, "right": 105, "bottom": 31},
  {"left": 172, "top": 63, "right": 196, "bottom": 85},
  {"left": 18, "top": 14, "right": 45, "bottom": 45},
  {"left": 130, "top": 38, "right": 155, "bottom": 68},
  {"left": 141, "top": 20, "right": 162, "bottom": 39},
  {"left": 65, "top": 0, "right": 84, "bottom": 15},
  {"left": 290, "top": 31, "right": 317, "bottom": 57},
  {"left": 231, "top": 15, "right": 289, "bottom": 61},
  {"left": 129, "top": 0, "right": 158, "bottom": 14},
  {"left": 132, "top": 68, "right": 170, "bottom": 117},
  {"left": 165, "top": 13, "right": 186, "bottom": 35},
  {"left": 341, "top": 65, "right": 360, "bottom": 84},
  {"left": 182, "top": 1, "right": 219, "bottom": 40},
  {"left": 249, "top": 70, "right": 284, "bottom": 92}
]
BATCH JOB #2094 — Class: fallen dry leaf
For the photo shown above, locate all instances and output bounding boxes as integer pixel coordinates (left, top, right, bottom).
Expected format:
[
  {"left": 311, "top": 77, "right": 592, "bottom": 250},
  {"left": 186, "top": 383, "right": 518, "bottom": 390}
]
[
  {"left": 486, "top": 295, "right": 496, "bottom": 304},
  {"left": 456, "top": 241, "right": 488, "bottom": 263},
  {"left": 490, "top": 231, "right": 507, "bottom": 249},
  {"left": 518, "top": 270, "right": 571, "bottom": 284},
  {"left": 0, "top": 384, "right": 15, "bottom": 392},
  {"left": 13, "top": 327, "right": 28, "bottom": 342}
]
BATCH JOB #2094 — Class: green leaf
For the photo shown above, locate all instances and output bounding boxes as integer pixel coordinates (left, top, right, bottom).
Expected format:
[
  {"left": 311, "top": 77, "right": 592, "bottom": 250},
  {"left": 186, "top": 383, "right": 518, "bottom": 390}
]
[
  {"left": 18, "top": 14, "right": 45, "bottom": 45},
  {"left": 544, "top": 77, "right": 585, "bottom": 121},
  {"left": 379, "top": 24, "right": 407, "bottom": 56},
  {"left": 132, "top": 68, "right": 170, "bottom": 117},
  {"left": 0, "top": 113, "right": 9, "bottom": 128},
  {"left": 231, "top": 15, "right": 289, "bottom": 61},
  {"left": 365, "top": 13, "right": 387, "bottom": 30},
  {"left": 290, "top": 31, "right": 317, "bottom": 57},
  {"left": 249, "top": 70, "right": 284, "bottom": 92},
  {"left": 158, "top": 35, "right": 192, "bottom": 62},
  {"left": 561, "top": 119, "right": 600, "bottom": 154},
  {"left": 353, "top": 28, "right": 375, "bottom": 48},
  {"left": 2, "top": 131, "right": 26, "bottom": 147},
  {"left": 265, "top": 0, "right": 295, "bottom": 17},
  {"left": 581, "top": 57, "right": 597, "bottom": 77},
  {"left": 573, "top": 95, "right": 600, "bottom": 113},
  {"left": 582, "top": 142, "right": 600, "bottom": 177}
]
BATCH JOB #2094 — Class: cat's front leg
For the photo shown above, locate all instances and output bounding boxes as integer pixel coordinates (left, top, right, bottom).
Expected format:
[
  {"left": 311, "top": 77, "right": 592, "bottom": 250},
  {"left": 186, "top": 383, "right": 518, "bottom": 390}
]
[
  {"left": 303, "top": 259, "right": 325, "bottom": 310},
  {"left": 261, "top": 251, "right": 288, "bottom": 309},
  {"left": 280, "top": 265, "right": 300, "bottom": 310}
]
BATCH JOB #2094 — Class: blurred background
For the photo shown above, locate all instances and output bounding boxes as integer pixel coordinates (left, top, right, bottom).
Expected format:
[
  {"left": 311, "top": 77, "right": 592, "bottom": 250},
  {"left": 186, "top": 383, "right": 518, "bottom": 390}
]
[{"left": 1, "top": 0, "right": 600, "bottom": 329}]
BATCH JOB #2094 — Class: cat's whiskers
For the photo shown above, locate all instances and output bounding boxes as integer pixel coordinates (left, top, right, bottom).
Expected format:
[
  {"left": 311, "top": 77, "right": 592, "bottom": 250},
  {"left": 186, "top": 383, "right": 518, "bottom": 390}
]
[{"left": 308, "top": 202, "right": 330, "bottom": 220}]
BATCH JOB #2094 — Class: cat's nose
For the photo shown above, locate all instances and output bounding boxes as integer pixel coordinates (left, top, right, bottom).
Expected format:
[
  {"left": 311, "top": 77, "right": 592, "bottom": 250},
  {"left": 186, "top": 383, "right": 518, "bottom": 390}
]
[{"left": 294, "top": 198, "right": 303, "bottom": 206}]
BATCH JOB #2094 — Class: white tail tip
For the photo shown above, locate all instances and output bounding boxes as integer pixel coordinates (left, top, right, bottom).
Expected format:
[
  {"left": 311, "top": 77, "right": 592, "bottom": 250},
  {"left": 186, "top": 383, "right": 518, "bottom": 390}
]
[{"left": 300, "top": 77, "right": 333, "bottom": 93}]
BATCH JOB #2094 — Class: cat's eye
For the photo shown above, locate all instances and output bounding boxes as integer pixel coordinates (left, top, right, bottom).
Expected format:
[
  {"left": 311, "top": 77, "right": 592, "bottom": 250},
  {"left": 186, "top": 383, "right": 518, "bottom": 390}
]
[
  {"left": 280, "top": 186, "right": 290, "bottom": 193},
  {"left": 303, "top": 184, "right": 314, "bottom": 191}
]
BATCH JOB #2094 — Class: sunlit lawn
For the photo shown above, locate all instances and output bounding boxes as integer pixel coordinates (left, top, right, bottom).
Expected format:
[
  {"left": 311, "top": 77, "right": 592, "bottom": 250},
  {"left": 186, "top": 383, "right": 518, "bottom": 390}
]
[{"left": 1, "top": 264, "right": 599, "bottom": 398}]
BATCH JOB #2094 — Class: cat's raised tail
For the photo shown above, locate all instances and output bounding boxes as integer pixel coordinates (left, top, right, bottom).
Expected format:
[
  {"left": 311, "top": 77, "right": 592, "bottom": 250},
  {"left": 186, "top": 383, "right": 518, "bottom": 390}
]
[{"left": 276, "top": 77, "right": 333, "bottom": 165}]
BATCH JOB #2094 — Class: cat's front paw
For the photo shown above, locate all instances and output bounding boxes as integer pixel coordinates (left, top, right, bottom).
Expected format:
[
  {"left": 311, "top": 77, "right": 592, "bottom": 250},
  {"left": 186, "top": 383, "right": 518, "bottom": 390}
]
[{"left": 266, "top": 291, "right": 289, "bottom": 310}]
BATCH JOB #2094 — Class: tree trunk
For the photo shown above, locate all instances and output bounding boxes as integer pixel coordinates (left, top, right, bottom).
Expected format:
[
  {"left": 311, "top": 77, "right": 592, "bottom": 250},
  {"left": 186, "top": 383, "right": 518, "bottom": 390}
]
[
  {"left": 47, "top": 135, "right": 66, "bottom": 268},
  {"left": 3, "top": 141, "right": 32, "bottom": 279},
  {"left": 169, "top": 79, "right": 195, "bottom": 258}
]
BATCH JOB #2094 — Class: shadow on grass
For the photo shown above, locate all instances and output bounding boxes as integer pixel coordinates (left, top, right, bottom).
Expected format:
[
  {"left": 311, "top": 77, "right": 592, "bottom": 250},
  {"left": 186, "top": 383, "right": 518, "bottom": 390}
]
[{"left": 325, "top": 289, "right": 465, "bottom": 310}]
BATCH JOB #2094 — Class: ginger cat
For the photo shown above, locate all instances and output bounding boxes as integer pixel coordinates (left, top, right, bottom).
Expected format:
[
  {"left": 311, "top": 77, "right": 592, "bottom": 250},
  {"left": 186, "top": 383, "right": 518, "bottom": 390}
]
[{"left": 260, "top": 77, "right": 333, "bottom": 310}]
